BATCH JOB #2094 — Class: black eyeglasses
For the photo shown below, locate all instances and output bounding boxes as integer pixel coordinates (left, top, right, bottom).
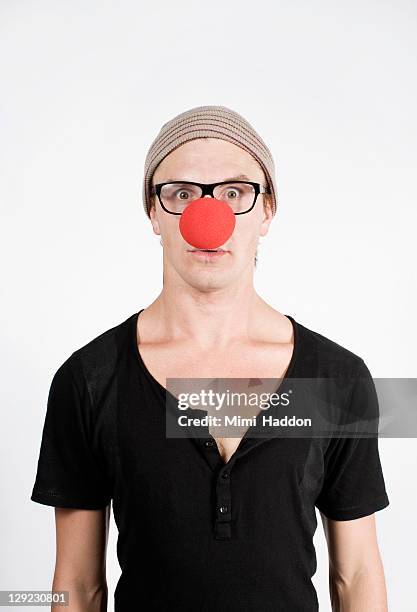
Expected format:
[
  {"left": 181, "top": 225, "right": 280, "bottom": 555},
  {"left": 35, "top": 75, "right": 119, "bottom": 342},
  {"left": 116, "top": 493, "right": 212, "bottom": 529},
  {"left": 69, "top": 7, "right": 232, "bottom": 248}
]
[{"left": 150, "top": 180, "right": 270, "bottom": 215}]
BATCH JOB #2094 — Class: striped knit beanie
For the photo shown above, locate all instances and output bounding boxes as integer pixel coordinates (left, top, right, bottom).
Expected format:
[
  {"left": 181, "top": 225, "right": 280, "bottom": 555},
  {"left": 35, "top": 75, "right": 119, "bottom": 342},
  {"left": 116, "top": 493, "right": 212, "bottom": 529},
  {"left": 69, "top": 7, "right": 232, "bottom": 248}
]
[{"left": 142, "top": 105, "right": 277, "bottom": 218}]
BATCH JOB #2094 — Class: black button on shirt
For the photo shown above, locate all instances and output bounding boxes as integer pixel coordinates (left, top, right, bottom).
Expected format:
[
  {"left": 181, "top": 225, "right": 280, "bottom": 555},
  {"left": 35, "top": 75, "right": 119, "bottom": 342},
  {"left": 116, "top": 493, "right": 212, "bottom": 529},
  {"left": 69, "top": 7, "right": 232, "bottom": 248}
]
[{"left": 30, "top": 310, "right": 390, "bottom": 611}]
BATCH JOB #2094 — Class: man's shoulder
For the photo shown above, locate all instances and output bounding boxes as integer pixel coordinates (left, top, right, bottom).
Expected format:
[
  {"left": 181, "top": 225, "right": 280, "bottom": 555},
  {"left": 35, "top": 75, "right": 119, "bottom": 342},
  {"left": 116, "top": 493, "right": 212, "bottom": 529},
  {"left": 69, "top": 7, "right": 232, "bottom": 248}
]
[
  {"left": 61, "top": 311, "right": 137, "bottom": 385},
  {"left": 294, "top": 316, "right": 365, "bottom": 376}
]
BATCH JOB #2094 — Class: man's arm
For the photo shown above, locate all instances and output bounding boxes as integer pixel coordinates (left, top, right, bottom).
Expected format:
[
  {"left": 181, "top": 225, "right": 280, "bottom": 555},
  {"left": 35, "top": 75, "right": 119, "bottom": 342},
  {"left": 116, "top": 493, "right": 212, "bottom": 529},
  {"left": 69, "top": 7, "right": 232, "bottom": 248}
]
[
  {"left": 51, "top": 505, "right": 110, "bottom": 611},
  {"left": 320, "top": 512, "right": 388, "bottom": 612}
]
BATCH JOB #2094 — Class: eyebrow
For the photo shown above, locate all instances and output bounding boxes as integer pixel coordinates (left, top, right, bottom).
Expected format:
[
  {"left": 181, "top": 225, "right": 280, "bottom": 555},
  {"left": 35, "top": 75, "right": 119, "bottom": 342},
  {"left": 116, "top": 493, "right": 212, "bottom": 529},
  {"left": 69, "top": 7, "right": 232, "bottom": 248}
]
[
  {"left": 223, "top": 174, "right": 252, "bottom": 182},
  {"left": 157, "top": 174, "right": 252, "bottom": 184}
]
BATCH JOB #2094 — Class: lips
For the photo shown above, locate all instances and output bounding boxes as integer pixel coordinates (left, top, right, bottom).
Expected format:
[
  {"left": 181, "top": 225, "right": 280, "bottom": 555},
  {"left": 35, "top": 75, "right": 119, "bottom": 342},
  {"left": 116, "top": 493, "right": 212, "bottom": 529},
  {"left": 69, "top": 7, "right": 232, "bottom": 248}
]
[{"left": 187, "top": 248, "right": 229, "bottom": 258}]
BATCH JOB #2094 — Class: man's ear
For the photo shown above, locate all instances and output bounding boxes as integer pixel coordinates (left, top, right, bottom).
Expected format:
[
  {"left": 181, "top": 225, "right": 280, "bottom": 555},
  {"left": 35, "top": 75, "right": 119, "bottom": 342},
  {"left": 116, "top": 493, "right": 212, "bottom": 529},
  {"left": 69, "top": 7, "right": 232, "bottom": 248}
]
[
  {"left": 149, "top": 202, "right": 161, "bottom": 237},
  {"left": 259, "top": 197, "right": 274, "bottom": 237}
]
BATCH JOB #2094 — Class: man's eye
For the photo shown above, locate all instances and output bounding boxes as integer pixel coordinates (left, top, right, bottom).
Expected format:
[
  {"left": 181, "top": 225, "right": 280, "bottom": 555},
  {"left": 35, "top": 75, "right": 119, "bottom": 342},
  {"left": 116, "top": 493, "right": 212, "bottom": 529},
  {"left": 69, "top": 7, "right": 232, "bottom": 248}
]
[{"left": 176, "top": 190, "right": 190, "bottom": 200}]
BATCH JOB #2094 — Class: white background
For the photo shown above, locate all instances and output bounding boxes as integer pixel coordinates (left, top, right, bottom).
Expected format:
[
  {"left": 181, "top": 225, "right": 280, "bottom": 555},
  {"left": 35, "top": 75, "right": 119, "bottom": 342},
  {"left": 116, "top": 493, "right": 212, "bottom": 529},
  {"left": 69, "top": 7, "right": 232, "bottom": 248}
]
[{"left": 1, "top": 1, "right": 416, "bottom": 610}]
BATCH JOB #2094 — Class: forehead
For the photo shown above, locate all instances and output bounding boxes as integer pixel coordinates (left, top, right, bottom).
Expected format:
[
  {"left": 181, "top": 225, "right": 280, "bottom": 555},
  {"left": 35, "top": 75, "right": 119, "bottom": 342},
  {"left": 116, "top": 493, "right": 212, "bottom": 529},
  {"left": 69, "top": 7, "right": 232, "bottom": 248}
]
[{"left": 152, "top": 138, "right": 264, "bottom": 183}]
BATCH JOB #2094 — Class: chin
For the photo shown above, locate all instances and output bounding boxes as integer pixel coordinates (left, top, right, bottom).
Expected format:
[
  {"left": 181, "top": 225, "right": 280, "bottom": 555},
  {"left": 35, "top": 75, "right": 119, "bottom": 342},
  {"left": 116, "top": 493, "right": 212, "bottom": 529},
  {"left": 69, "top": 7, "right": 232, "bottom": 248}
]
[{"left": 184, "top": 271, "right": 232, "bottom": 293}]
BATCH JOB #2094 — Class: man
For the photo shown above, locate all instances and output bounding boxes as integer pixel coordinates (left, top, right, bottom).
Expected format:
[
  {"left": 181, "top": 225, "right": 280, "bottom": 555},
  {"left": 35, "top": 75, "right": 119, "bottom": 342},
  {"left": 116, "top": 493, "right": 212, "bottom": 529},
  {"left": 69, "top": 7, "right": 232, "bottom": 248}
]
[{"left": 31, "top": 105, "right": 390, "bottom": 611}]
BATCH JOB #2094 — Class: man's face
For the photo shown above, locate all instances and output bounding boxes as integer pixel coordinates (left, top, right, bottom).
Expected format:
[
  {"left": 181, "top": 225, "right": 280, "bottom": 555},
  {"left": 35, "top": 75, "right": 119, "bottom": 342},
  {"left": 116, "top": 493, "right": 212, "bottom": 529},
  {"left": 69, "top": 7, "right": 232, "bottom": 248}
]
[{"left": 149, "top": 138, "right": 273, "bottom": 292}]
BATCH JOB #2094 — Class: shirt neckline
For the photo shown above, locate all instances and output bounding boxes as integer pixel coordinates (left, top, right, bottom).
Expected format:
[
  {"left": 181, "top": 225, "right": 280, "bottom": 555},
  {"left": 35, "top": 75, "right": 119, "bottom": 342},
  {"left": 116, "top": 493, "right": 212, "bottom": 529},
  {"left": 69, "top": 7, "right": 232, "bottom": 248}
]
[{"left": 130, "top": 308, "right": 300, "bottom": 400}]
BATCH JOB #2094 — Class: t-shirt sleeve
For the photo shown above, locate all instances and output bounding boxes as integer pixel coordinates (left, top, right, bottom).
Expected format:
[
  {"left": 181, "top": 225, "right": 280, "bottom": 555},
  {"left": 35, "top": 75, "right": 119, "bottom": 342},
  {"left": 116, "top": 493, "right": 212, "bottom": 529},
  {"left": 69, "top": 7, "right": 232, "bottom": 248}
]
[
  {"left": 315, "top": 358, "right": 390, "bottom": 521},
  {"left": 30, "top": 354, "right": 112, "bottom": 510}
]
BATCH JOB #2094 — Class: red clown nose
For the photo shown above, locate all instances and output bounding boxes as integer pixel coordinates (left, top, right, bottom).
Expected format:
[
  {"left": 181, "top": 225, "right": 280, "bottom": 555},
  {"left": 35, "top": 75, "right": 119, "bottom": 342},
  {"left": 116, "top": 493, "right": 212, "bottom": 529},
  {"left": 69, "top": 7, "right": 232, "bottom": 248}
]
[{"left": 179, "top": 198, "right": 236, "bottom": 249}]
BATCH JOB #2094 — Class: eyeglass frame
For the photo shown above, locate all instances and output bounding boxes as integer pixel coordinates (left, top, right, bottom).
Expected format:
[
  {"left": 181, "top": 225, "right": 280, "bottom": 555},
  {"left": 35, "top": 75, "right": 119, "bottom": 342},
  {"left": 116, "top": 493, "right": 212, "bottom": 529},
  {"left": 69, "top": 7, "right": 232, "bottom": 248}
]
[{"left": 150, "top": 180, "right": 271, "bottom": 215}]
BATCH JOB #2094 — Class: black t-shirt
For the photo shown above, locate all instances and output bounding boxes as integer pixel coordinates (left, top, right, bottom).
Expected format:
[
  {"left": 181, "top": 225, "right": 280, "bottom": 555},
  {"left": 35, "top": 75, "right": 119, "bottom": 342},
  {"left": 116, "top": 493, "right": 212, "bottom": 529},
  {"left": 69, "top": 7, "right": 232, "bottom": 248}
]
[{"left": 31, "top": 310, "right": 390, "bottom": 611}]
